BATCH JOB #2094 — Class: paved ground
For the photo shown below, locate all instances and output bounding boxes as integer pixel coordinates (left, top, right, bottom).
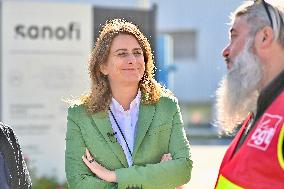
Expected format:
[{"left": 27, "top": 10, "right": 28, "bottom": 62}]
[{"left": 186, "top": 145, "right": 229, "bottom": 189}]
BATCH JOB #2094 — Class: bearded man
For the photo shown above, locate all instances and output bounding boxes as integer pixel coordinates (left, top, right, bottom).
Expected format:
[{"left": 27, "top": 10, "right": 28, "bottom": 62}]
[{"left": 215, "top": 0, "right": 284, "bottom": 188}]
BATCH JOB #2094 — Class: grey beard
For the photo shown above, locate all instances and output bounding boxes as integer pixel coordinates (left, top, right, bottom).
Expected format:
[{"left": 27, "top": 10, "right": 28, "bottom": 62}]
[{"left": 215, "top": 40, "right": 262, "bottom": 134}]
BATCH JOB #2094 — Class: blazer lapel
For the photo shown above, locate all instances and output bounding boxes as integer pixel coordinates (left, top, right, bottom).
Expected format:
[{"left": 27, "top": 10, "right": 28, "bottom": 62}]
[
  {"left": 91, "top": 112, "right": 128, "bottom": 167},
  {"left": 132, "top": 103, "right": 156, "bottom": 159}
]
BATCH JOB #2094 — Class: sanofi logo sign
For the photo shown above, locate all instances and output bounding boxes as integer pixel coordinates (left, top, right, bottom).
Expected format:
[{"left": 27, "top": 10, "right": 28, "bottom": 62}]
[{"left": 14, "top": 22, "right": 81, "bottom": 40}]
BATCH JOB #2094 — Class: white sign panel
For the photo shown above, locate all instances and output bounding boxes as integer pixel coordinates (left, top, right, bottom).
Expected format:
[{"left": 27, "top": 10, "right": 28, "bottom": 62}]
[{"left": 2, "top": 0, "right": 93, "bottom": 181}]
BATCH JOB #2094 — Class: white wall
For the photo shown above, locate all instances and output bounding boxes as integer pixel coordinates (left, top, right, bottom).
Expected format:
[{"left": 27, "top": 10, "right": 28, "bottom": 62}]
[
  {"left": 84, "top": 0, "right": 241, "bottom": 103},
  {"left": 152, "top": 0, "right": 241, "bottom": 102},
  {"left": 24, "top": 0, "right": 242, "bottom": 103},
  {"left": 1, "top": 0, "right": 93, "bottom": 180}
]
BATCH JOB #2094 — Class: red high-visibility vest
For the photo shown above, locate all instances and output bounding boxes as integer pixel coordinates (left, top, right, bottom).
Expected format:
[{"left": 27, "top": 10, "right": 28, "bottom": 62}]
[{"left": 215, "top": 91, "right": 284, "bottom": 189}]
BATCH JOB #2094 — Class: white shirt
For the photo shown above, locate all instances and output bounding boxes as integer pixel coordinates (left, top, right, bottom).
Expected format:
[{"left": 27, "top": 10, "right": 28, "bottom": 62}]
[{"left": 109, "top": 91, "right": 141, "bottom": 167}]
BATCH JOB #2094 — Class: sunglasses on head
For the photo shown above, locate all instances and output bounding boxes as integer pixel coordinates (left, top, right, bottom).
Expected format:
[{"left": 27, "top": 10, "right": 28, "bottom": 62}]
[{"left": 254, "top": 0, "right": 274, "bottom": 27}]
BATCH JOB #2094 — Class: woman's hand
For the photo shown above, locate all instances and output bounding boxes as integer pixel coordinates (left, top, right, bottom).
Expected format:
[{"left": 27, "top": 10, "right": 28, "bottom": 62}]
[
  {"left": 82, "top": 148, "right": 117, "bottom": 183},
  {"left": 160, "top": 153, "right": 189, "bottom": 189}
]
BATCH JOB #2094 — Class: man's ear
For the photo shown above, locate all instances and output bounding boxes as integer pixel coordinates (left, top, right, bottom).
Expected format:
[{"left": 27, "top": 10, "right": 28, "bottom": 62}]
[{"left": 255, "top": 26, "right": 274, "bottom": 49}]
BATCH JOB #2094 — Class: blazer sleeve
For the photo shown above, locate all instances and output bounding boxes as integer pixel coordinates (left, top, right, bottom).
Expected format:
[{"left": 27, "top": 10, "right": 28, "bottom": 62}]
[
  {"left": 65, "top": 107, "right": 117, "bottom": 189},
  {"left": 115, "top": 99, "right": 193, "bottom": 189}
]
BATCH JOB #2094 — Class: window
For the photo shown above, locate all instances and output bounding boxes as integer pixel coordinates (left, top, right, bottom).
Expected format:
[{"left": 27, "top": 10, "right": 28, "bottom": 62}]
[{"left": 165, "top": 31, "right": 197, "bottom": 60}]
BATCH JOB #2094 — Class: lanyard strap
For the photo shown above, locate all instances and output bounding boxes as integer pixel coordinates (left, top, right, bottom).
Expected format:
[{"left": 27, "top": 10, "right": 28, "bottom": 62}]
[{"left": 109, "top": 108, "right": 133, "bottom": 156}]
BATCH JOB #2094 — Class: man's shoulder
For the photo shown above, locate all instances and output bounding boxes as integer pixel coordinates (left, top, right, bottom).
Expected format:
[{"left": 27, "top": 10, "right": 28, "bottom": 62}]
[
  {"left": 0, "top": 122, "right": 17, "bottom": 152},
  {"left": 0, "top": 122, "right": 13, "bottom": 136},
  {"left": 0, "top": 122, "right": 8, "bottom": 129}
]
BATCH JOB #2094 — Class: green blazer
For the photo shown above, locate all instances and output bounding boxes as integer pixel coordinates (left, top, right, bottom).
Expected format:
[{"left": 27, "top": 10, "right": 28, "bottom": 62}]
[{"left": 65, "top": 95, "right": 193, "bottom": 189}]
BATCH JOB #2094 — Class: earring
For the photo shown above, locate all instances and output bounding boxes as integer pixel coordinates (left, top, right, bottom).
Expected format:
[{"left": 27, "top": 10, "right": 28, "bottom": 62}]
[{"left": 102, "top": 74, "right": 108, "bottom": 80}]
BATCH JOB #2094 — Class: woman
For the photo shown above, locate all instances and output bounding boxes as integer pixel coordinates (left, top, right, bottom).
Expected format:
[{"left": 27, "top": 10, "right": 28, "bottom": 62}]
[{"left": 65, "top": 19, "right": 192, "bottom": 189}]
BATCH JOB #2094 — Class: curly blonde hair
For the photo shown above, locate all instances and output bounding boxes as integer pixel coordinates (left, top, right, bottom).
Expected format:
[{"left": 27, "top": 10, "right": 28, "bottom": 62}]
[{"left": 81, "top": 19, "right": 164, "bottom": 113}]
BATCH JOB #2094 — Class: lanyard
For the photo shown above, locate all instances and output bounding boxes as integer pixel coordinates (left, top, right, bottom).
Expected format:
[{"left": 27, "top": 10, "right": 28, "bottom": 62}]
[{"left": 109, "top": 108, "right": 133, "bottom": 156}]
